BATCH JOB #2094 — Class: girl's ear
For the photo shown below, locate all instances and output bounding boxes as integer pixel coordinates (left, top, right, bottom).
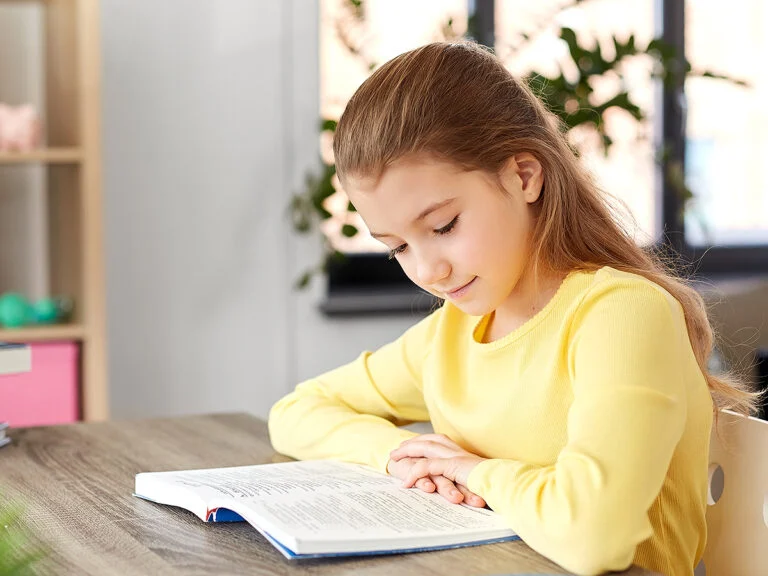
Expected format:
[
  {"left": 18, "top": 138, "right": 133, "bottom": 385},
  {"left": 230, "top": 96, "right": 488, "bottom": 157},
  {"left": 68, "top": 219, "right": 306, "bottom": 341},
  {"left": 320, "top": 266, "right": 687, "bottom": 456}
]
[{"left": 502, "top": 153, "right": 544, "bottom": 204}]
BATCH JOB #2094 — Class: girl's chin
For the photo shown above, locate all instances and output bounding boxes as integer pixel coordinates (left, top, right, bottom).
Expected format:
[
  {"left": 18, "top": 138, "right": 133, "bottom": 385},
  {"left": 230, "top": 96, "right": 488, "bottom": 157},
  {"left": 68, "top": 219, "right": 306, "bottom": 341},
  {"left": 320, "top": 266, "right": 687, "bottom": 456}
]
[{"left": 445, "top": 299, "right": 493, "bottom": 317}]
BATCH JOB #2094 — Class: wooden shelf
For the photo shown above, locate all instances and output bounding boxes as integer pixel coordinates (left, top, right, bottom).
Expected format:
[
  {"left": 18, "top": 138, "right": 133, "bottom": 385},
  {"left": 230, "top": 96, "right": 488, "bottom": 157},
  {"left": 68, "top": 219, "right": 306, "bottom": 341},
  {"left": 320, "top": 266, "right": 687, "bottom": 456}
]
[
  {"left": 0, "top": 148, "right": 82, "bottom": 165},
  {"left": 0, "top": 324, "right": 86, "bottom": 342},
  {"left": 0, "top": 0, "right": 108, "bottom": 421}
]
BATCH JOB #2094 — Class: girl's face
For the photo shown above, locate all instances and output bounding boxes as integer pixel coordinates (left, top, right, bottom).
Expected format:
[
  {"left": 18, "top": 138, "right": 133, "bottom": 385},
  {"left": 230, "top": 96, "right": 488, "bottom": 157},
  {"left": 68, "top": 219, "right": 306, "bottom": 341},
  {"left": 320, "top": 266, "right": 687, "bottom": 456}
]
[{"left": 345, "top": 154, "right": 544, "bottom": 317}]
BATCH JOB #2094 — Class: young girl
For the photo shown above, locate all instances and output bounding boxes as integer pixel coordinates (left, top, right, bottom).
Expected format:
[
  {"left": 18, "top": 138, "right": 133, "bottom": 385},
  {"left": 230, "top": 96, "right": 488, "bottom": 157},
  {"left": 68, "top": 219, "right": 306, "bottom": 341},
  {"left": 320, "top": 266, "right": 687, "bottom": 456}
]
[{"left": 268, "top": 41, "right": 755, "bottom": 576}]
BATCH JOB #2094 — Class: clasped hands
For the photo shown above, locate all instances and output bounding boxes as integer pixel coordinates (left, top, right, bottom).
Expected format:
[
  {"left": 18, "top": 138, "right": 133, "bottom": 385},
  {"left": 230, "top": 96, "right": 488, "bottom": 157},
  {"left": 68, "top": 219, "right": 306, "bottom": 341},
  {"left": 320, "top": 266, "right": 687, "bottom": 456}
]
[{"left": 387, "top": 433, "right": 487, "bottom": 508}]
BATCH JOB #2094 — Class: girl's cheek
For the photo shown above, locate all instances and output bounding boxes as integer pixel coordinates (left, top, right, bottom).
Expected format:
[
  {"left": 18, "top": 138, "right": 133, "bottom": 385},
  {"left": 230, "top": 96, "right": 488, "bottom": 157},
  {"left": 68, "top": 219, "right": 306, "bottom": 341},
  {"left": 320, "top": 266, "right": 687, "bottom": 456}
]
[
  {"left": 452, "top": 233, "right": 486, "bottom": 265},
  {"left": 398, "top": 259, "right": 426, "bottom": 289}
]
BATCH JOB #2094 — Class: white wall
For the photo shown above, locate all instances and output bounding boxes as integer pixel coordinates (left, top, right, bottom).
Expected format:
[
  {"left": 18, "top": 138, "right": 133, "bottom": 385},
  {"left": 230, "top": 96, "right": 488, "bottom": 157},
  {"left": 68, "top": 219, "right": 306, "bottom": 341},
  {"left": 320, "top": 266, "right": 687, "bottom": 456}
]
[{"left": 102, "top": 0, "right": 419, "bottom": 421}]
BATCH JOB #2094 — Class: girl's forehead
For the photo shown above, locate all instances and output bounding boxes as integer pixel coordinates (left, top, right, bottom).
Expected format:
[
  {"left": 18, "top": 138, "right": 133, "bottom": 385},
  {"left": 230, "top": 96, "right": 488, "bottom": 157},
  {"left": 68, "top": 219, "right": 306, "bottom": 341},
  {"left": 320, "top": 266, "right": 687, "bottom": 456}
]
[{"left": 348, "top": 157, "right": 466, "bottom": 195}]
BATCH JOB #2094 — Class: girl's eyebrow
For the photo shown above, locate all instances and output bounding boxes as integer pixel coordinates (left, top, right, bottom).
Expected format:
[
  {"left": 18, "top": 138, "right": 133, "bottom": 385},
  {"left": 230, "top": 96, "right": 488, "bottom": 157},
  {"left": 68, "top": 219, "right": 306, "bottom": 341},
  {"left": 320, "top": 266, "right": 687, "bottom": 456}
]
[{"left": 370, "top": 198, "right": 456, "bottom": 239}]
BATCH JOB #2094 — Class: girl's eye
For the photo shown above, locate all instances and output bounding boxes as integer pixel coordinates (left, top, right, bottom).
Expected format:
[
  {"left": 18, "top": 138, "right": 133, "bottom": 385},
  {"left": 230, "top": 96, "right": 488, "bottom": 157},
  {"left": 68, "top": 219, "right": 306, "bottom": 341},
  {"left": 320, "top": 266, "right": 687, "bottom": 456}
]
[
  {"left": 434, "top": 216, "right": 459, "bottom": 235},
  {"left": 387, "top": 216, "right": 458, "bottom": 259},
  {"left": 388, "top": 244, "right": 407, "bottom": 260}
]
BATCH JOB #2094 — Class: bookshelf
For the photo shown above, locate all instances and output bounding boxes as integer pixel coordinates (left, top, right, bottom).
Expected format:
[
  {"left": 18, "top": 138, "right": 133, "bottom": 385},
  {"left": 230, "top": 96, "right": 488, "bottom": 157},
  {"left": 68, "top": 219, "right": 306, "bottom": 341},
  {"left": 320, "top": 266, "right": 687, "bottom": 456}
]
[
  {"left": 0, "top": 0, "right": 108, "bottom": 421},
  {"left": 0, "top": 147, "right": 82, "bottom": 163}
]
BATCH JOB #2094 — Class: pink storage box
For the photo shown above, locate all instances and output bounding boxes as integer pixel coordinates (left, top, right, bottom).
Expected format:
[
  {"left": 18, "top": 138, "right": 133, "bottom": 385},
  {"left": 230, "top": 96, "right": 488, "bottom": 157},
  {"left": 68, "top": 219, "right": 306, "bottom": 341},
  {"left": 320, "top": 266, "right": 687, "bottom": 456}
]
[{"left": 0, "top": 341, "right": 79, "bottom": 427}]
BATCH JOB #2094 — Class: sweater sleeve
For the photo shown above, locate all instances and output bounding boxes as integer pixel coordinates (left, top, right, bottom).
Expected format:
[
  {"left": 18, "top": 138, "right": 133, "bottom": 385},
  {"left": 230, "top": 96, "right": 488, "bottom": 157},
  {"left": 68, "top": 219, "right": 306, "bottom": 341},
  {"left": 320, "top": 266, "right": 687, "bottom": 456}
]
[
  {"left": 268, "top": 307, "right": 441, "bottom": 473},
  {"left": 467, "top": 279, "right": 689, "bottom": 576}
]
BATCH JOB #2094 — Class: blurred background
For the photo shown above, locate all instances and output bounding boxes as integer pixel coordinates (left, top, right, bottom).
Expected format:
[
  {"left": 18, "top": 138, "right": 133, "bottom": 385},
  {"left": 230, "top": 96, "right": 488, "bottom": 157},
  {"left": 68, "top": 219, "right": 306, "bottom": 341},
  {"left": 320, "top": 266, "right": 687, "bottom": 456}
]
[{"left": 0, "top": 0, "right": 766, "bottom": 425}]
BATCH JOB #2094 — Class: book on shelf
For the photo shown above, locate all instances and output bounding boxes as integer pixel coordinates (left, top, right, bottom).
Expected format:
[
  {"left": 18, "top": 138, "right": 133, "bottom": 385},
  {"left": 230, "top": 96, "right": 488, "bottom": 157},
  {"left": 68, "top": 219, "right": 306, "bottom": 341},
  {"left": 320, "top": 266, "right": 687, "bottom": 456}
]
[
  {"left": 0, "top": 342, "right": 32, "bottom": 376},
  {"left": 134, "top": 459, "right": 518, "bottom": 559}
]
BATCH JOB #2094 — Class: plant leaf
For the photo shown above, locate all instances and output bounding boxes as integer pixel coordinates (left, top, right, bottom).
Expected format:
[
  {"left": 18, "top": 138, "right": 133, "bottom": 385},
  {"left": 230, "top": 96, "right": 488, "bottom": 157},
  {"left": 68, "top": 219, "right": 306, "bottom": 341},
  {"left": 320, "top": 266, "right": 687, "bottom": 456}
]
[
  {"left": 341, "top": 224, "right": 358, "bottom": 238},
  {"left": 0, "top": 503, "right": 45, "bottom": 576},
  {"left": 559, "top": 27, "right": 586, "bottom": 66},
  {"left": 294, "top": 270, "right": 313, "bottom": 290},
  {"left": 321, "top": 119, "right": 338, "bottom": 132},
  {"left": 594, "top": 91, "right": 644, "bottom": 121}
]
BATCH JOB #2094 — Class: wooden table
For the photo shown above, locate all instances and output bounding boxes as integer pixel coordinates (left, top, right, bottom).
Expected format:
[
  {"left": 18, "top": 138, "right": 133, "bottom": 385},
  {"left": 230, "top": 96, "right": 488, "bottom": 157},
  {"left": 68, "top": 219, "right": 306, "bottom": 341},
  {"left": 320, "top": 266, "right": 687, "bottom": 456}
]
[{"left": 0, "top": 414, "right": 657, "bottom": 575}]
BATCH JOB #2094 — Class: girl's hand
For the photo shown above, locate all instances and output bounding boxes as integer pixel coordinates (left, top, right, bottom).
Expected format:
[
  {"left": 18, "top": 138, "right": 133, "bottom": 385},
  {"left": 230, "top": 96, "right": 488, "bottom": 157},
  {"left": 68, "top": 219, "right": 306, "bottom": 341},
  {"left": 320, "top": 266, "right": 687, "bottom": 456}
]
[
  {"left": 386, "top": 456, "right": 467, "bottom": 505},
  {"left": 389, "top": 434, "right": 487, "bottom": 507}
]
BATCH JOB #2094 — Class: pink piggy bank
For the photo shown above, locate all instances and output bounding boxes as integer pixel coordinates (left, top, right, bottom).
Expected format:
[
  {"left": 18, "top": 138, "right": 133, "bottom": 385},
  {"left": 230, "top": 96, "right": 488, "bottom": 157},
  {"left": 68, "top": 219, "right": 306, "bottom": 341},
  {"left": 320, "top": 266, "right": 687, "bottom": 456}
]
[{"left": 0, "top": 103, "right": 41, "bottom": 152}]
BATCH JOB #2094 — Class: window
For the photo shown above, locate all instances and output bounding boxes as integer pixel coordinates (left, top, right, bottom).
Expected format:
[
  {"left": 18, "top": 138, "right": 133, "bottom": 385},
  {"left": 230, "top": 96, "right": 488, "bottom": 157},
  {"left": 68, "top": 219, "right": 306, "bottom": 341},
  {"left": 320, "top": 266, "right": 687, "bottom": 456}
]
[
  {"left": 684, "top": 0, "right": 768, "bottom": 247},
  {"left": 319, "top": 0, "right": 768, "bottom": 314}
]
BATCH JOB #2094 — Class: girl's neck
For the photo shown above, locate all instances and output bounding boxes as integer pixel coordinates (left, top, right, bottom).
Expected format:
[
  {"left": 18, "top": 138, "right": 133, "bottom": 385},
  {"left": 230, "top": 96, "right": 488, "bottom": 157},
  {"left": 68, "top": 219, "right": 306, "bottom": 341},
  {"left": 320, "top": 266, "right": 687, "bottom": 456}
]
[{"left": 482, "top": 266, "right": 568, "bottom": 343}]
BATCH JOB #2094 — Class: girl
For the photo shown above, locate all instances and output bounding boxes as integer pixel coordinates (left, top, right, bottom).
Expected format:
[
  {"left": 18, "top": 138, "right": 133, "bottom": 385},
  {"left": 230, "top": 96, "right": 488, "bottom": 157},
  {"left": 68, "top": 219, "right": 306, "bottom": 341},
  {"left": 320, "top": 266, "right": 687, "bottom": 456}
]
[{"left": 268, "top": 41, "right": 756, "bottom": 576}]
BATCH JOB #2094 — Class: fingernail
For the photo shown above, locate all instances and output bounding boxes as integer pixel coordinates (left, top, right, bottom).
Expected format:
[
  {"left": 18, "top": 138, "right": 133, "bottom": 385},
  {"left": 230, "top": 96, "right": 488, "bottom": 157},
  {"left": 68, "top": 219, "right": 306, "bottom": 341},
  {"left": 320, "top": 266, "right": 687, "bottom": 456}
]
[{"left": 451, "top": 490, "right": 460, "bottom": 497}]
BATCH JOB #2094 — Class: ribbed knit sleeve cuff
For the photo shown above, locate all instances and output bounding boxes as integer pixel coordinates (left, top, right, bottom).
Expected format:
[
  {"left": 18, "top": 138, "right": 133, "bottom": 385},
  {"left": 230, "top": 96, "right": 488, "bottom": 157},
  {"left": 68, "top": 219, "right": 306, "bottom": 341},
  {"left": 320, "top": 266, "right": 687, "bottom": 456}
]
[
  {"left": 467, "top": 458, "right": 527, "bottom": 501},
  {"left": 368, "top": 427, "right": 421, "bottom": 474}
]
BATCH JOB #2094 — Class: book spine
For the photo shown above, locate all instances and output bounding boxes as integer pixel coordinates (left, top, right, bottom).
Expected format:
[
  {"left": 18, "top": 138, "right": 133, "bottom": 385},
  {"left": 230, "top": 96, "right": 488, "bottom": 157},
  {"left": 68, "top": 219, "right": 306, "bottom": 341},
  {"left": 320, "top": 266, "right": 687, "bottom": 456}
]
[{"left": 0, "top": 421, "right": 9, "bottom": 448}]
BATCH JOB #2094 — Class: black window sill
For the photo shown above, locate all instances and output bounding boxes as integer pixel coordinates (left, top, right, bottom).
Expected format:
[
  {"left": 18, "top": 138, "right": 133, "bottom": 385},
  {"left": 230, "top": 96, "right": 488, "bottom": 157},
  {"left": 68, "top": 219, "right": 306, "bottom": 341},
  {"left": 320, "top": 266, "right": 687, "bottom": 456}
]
[
  {"left": 321, "top": 286, "right": 439, "bottom": 316},
  {"left": 321, "top": 253, "right": 439, "bottom": 317}
]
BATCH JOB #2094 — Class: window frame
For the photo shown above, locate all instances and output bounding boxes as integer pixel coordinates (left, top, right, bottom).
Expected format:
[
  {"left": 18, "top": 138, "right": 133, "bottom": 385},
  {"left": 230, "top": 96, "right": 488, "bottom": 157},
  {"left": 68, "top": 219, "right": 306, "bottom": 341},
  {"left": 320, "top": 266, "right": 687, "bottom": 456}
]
[
  {"left": 662, "top": 0, "right": 768, "bottom": 276},
  {"left": 322, "top": 0, "right": 768, "bottom": 316}
]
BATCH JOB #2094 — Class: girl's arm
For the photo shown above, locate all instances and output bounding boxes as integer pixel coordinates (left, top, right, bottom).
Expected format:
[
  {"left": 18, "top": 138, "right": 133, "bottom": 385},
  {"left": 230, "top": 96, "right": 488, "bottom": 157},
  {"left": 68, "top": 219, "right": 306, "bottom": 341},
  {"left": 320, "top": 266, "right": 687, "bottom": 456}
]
[
  {"left": 467, "top": 281, "right": 696, "bottom": 575},
  {"left": 268, "top": 308, "right": 441, "bottom": 472}
]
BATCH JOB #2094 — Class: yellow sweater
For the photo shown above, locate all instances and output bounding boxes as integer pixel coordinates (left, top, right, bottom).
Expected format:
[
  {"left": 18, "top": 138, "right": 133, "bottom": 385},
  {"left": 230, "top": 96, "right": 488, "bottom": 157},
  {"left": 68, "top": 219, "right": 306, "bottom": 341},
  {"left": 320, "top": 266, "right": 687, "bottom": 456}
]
[{"left": 269, "top": 267, "right": 713, "bottom": 575}]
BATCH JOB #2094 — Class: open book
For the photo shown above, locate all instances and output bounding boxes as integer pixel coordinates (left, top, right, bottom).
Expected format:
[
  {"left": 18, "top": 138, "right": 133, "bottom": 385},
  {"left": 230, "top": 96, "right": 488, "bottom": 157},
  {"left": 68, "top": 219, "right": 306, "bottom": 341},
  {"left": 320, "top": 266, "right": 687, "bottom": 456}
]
[{"left": 134, "top": 460, "right": 518, "bottom": 559}]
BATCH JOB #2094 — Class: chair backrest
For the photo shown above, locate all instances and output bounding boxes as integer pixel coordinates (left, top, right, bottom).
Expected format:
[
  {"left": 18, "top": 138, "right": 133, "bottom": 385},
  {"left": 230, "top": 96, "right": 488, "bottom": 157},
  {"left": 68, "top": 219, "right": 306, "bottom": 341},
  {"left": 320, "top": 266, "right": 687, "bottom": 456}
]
[{"left": 699, "top": 410, "right": 768, "bottom": 575}]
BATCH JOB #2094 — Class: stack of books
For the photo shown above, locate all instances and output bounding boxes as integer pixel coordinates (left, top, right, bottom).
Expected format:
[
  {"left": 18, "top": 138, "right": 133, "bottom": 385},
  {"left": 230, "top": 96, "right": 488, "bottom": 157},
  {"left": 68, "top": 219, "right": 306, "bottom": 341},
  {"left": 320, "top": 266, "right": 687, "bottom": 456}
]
[
  {"left": 0, "top": 421, "right": 9, "bottom": 448},
  {"left": 0, "top": 342, "right": 33, "bottom": 448}
]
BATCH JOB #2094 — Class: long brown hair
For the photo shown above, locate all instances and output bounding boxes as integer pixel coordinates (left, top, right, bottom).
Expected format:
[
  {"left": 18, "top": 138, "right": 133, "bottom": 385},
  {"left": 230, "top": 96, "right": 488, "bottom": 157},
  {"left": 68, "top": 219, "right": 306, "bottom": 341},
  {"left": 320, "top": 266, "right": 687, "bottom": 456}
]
[{"left": 333, "top": 41, "right": 757, "bottom": 415}]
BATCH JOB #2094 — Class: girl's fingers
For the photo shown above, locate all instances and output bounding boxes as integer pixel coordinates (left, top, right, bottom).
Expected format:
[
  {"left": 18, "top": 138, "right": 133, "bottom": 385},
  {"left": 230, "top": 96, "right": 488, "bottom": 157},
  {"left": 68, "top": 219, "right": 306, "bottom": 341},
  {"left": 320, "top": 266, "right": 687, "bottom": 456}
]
[
  {"left": 414, "top": 476, "right": 435, "bottom": 493},
  {"left": 401, "top": 459, "right": 433, "bottom": 488},
  {"left": 455, "top": 484, "right": 486, "bottom": 508},
  {"left": 430, "top": 474, "right": 464, "bottom": 504},
  {"left": 399, "top": 434, "right": 458, "bottom": 449},
  {"left": 399, "top": 458, "right": 482, "bottom": 507},
  {"left": 390, "top": 441, "right": 455, "bottom": 461},
  {"left": 390, "top": 457, "right": 435, "bottom": 493}
]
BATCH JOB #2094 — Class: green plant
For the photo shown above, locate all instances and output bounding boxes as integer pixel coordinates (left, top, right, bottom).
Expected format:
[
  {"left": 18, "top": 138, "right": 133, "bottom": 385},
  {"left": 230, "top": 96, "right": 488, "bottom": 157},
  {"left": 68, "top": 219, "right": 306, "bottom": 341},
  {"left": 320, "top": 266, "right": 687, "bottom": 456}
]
[
  {"left": 0, "top": 504, "right": 43, "bottom": 575},
  {"left": 290, "top": 0, "right": 747, "bottom": 288}
]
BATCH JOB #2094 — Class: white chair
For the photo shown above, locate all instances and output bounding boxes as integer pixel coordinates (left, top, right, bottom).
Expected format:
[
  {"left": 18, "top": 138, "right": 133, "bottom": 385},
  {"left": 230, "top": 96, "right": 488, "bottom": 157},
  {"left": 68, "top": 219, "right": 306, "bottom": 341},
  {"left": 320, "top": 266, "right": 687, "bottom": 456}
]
[{"left": 697, "top": 410, "right": 768, "bottom": 575}]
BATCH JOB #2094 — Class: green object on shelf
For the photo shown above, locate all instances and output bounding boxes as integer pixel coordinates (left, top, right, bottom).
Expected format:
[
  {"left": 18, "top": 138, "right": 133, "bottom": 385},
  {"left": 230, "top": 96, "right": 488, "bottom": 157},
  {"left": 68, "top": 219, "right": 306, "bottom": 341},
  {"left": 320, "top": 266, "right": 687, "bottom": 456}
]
[
  {"left": 32, "top": 298, "right": 59, "bottom": 324},
  {"left": 0, "top": 293, "right": 32, "bottom": 328},
  {"left": 0, "top": 293, "right": 73, "bottom": 329}
]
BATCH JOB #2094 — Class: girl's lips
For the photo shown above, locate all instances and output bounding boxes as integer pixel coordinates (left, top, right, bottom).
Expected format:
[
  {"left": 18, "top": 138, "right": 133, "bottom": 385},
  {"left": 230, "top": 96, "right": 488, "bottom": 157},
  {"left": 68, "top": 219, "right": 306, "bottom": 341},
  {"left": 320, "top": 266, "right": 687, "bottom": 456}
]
[{"left": 446, "top": 277, "right": 477, "bottom": 299}]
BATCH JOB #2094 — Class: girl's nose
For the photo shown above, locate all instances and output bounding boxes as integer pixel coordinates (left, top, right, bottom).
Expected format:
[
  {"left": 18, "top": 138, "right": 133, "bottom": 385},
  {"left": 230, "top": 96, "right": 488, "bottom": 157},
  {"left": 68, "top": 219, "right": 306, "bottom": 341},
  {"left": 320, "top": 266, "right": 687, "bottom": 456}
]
[{"left": 417, "top": 257, "right": 451, "bottom": 287}]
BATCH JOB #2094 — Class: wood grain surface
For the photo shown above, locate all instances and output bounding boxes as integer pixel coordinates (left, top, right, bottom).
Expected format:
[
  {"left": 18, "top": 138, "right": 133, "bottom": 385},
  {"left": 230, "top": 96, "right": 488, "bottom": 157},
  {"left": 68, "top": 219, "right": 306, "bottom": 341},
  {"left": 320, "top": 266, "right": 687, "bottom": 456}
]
[{"left": 0, "top": 413, "right": 659, "bottom": 575}]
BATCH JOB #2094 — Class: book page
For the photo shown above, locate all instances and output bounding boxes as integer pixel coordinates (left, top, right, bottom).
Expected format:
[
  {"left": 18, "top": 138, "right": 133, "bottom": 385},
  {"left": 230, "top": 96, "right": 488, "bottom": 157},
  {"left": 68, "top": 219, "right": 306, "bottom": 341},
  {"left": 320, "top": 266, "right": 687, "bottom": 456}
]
[
  {"left": 155, "top": 460, "right": 395, "bottom": 500},
  {"left": 252, "top": 483, "right": 507, "bottom": 535},
  {"left": 143, "top": 461, "right": 512, "bottom": 545}
]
